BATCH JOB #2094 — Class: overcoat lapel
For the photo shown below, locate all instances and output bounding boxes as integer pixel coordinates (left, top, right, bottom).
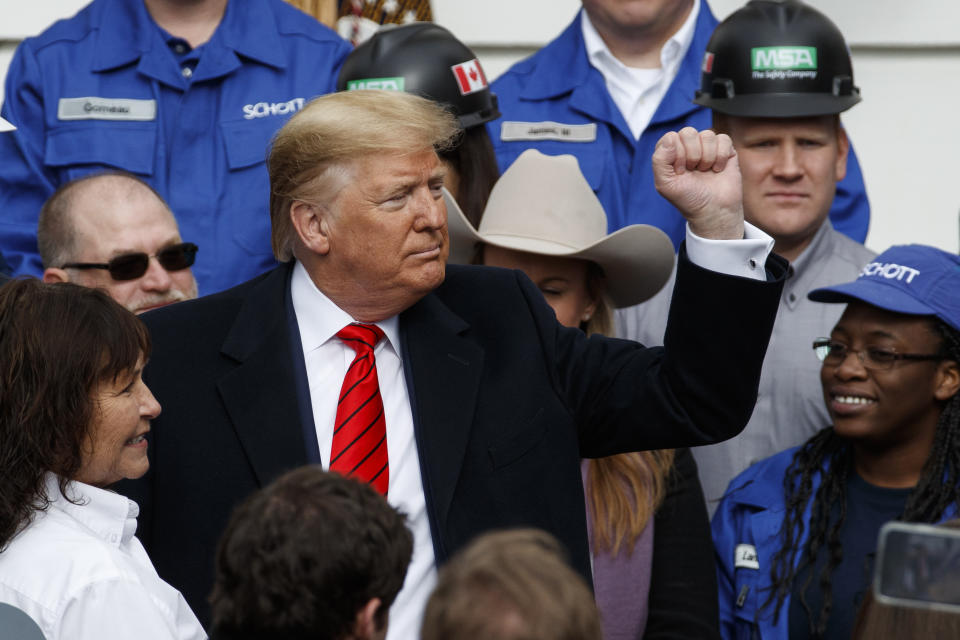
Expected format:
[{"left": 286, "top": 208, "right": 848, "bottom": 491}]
[
  {"left": 216, "top": 264, "right": 309, "bottom": 486},
  {"left": 401, "top": 292, "right": 484, "bottom": 534}
]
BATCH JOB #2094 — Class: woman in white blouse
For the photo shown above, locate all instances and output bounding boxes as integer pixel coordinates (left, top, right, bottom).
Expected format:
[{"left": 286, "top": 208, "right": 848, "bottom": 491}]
[{"left": 0, "top": 279, "right": 205, "bottom": 640}]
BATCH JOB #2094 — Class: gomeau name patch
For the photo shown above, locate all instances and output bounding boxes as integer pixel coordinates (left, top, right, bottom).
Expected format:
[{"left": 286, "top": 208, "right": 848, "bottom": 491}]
[{"left": 58, "top": 97, "right": 157, "bottom": 121}]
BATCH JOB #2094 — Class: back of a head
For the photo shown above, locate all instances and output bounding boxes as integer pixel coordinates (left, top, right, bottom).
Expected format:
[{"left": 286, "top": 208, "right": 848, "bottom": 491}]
[
  {"left": 853, "top": 590, "right": 960, "bottom": 640},
  {"left": 421, "top": 529, "right": 602, "bottom": 640},
  {"left": 209, "top": 467, "right": 412, "bottom": 640},
  {"left": 695, "top": 0, "right": 860, "bottom": 118}
]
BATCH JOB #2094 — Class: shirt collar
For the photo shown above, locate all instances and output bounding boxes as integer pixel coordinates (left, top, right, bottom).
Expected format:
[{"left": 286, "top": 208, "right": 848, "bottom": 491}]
[
  {"left": 782, "top": 219, "right": 837, "bottom": 309},
  {"left": 91, "top": 0, "right": 286, "bottom": 72},
  {"left": 581, "top": 0, "right": 700, "bottom": 75},
  {"left": 290, "top": 261, "right": 400, "bottom": 357},
  {"left": 44, "top": 473, "right": 139, "bottom": 547},
  {"left": 91, "top": 0, "right": 162, "bottom": 71},
  {"left": 215, "top": 0, "right": 287, "bottom": 69}
]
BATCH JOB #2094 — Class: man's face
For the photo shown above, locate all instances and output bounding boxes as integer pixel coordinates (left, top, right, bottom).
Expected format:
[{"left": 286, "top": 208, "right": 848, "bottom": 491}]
[
  {"left": 581, "top": 0, "right": 693, "bottom": 37},
  {"left": 725, "top": 115, "right": 849, "bottom": 260},
  {"left": 67, "top": 183, "right": 198, "bottom": 314},
  {"left": 320, "top": 148, "right": 449, "bottom": 309}
]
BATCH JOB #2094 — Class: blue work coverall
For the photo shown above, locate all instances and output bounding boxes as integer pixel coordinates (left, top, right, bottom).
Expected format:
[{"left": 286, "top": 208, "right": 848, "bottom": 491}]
[
  {"left": 488, "top": 4, "right": 870, "bottom": 249},
  {"left": 712, "top": 447, "right": 957, "bottom": 639},
  {"left": 0, "top": 0, "right": 351, "bottom": 295}
]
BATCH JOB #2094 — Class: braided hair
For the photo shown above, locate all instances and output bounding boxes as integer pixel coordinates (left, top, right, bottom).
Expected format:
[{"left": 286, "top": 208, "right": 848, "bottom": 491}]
[{"left": 762, "top": 318, "right": 960, "bottom": 636}]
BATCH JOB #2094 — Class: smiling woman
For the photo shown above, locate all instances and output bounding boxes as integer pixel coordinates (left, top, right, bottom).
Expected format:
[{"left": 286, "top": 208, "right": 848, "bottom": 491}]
[
  {"left": 0, "top": 279, "right": 204, "bottom": 640},
  {"left": 713, "top": 245, "right": 960, "bottom": 640}
]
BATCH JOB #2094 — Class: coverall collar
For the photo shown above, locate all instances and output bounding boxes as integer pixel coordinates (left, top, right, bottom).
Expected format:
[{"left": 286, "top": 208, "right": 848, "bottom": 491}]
[
  {"left": 90, "top": 0, "right": 287, "bottom": 75},
  {"left": 517, "top": 5, "right": 717, "bottom": 129}
]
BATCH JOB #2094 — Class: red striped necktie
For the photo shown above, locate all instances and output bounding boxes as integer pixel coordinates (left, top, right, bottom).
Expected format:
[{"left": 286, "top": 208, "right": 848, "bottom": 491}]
[{"left": 330, "top": 323, "right": 389, "bottom": 495}]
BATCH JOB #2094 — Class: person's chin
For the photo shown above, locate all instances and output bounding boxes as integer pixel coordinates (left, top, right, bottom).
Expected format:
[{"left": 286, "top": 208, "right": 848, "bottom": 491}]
[
  {"left": 120, "top": 456, "right": 150, "bottom": 482},
  {"left": 132, "top": 296, "right": 185, "bottom": 314}
]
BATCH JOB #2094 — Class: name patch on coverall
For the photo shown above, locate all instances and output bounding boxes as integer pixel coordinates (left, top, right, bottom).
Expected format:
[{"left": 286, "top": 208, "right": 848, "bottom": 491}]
[
  {"left": 735, "top": 544, "right": 760, "bottom": 570},
  {"left": 500, "top": 121, "right": 597, "bottom": 142},
  {"left": 58, "top": 98, "right": 157, "bottom": 121}
]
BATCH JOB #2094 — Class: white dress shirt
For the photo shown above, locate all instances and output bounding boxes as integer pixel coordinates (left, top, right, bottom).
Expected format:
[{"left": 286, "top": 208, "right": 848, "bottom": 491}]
[
  {"left": 288, "top": 225, "right": 771, "bottom": 640},
  {"left": 290, "top": 262, "right": 434, "bottom": 640},
  {"left": 0, "top": 474, "right": 205, "bottom": 640},
  {"left": 582, "top": 0, "right": 701, "bottom": 139}
]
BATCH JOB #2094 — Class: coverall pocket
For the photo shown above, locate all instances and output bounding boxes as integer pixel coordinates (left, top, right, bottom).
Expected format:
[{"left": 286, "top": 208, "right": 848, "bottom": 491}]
[
  {"left": 220, "top": 118, "right": 279, "bottom": 257},
  {"left": 44, "top": 123, "right": 157, "bottom": 177}
]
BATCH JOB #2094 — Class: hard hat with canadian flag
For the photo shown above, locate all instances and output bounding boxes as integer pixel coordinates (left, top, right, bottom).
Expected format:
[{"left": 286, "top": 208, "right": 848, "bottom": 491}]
[{"left": 336, "top": 22, "right": 500, "bottom": 129}]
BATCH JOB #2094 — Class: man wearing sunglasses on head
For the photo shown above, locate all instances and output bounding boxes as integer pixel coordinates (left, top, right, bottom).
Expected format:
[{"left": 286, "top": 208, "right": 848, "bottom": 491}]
[{"left": 39, "top": 172, "right": 198, "bottom": 314}]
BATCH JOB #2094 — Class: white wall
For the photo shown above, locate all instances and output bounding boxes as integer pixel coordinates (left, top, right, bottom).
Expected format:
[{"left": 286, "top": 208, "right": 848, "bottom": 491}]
[{"left": 3, "top": 0, "right": 960, "bottom": 252}]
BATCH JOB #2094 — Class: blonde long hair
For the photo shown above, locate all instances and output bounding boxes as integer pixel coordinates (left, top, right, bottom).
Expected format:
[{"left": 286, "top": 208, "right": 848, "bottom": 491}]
[{"left": 583, "top": 264, "right": 675, "bottom": 555}]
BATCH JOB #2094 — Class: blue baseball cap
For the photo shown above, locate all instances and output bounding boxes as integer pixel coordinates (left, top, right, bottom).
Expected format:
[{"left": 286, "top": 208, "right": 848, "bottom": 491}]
[{"left": 808, "top": 244, "right": 960, "bottom": 333}]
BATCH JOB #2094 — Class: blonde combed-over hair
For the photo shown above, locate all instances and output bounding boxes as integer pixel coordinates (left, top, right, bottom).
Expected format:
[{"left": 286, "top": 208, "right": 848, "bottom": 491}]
[{"left": 267, "top": 90, "right": 461, "bottom": 261}]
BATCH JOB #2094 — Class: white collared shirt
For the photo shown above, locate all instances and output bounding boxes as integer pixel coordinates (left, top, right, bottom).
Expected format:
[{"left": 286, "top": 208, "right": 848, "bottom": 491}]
[
  {"left": 290, "top": 262, "right": 434, "bottom": 640},
  {"left": 582, "top": 0, "right": 701, "bottom": 139},
  {"left": 0, "top": 474, "right": 205, "bottom": 640}
]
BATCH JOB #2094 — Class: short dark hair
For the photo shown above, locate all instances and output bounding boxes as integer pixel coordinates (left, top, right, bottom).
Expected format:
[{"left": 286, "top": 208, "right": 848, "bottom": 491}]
[
  {"left": 37, "top": 171, "right": 172, "bottom": 268},
  {"left": 0, "top": 278, "right": 150, "bottom": 550},
  {"left": 421, "top": 529, "right": 603, "bottom": 640},
  {"left": 209, "top": 467, "right": 413, "bottom": 640}
]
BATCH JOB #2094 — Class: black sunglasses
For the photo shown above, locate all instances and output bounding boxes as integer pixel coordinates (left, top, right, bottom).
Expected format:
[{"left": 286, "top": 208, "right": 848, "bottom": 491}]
[{"left": 61, "top": 242, "right": 198, "bottom": 281}]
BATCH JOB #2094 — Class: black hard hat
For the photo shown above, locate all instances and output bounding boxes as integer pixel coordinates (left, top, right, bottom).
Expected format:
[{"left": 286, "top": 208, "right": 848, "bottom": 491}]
[
  {"left": 694, "top": 0, "right": 861, "bottom": 117},
  {"left": 337, "top": 23, "right": 500, "bottom": 129}
]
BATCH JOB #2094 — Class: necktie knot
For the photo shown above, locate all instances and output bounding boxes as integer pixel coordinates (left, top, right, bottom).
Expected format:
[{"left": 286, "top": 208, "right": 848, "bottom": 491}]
[{"left": 337, "top": 323, "right": 385, "bottom": 355}]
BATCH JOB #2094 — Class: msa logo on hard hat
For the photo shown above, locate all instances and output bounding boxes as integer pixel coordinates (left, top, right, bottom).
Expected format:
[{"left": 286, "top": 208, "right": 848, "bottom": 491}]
[
  {"left": 346, "top": 77, "right": 406, "bottom": 91},
  {"left": 751, "top": 46, "right": 817, "bottom": 71}
]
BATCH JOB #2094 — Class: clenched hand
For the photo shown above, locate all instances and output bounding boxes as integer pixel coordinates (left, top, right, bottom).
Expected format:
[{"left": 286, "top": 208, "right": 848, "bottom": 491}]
[{"left": 653, "top": 127, "right": 744, "bottom": 241}]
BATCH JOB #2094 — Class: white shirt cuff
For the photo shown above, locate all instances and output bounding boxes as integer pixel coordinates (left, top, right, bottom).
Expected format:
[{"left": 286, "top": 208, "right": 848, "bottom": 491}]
[{"left": 684, "top": 221, "right": 775, "bottom": 281}]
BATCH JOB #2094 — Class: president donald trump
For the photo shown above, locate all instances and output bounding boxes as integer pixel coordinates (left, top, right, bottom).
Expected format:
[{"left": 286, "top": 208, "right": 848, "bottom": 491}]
[{"left": 121, "top": 90, "right": 786, "bottom": 637}]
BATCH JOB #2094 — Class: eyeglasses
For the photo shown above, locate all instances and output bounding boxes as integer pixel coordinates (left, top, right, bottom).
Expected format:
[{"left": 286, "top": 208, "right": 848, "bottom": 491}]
[
  {"left": 61, "top": 242, "right": 198, "bottom": 281},
  {"left": 812, "top": 338, "right": 943, "bottom": 371}
]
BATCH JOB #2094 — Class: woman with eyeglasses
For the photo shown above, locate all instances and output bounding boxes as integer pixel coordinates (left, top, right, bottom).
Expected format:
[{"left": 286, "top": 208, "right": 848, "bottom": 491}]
[
  {"left": 0, "top": 279, "right": 205, "bottom": 640},
  {"left": 713, "top": 244, "right": 960, "bottom": 640}
]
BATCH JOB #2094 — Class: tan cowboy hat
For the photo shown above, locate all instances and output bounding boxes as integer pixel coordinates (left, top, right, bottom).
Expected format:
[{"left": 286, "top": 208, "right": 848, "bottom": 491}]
[{"left": 446, "top": 149, "right": 675, "bottom": 307}]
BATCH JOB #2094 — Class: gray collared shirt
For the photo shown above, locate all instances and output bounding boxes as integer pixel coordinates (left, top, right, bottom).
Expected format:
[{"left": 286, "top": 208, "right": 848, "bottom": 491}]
[{"left": 617, "top": 221, "right": 876, "bottom": 515}]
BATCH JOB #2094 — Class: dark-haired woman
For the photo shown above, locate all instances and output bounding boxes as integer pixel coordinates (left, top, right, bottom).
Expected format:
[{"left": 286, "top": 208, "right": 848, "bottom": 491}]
[
  {"left": 713, "top": 244, "right": 960, "bottom": 640},
  {"left": 0, "top": 279, "right": 204, "bottom": 640}
]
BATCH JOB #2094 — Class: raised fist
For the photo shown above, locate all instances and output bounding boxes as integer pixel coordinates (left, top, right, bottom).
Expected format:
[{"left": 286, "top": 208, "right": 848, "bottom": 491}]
[{"left": 652, "top": 127, "right": 744, "bottom": 240}]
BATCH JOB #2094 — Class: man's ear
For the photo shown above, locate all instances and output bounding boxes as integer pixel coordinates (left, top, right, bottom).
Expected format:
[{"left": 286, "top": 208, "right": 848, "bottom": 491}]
[
  {"left": 934, "top": 360, "right": 960, "bottom": 402},
  {"left": 834, "top": 124, "right": 850, "bottom": 183},
  {"left": 351, "top": 598, "right": 383, "bottom": 640},
  {"left": 290, "top": 200, "right": 333, "bottom": 256},
  {"left": 42, "top": 267, "right": 70, "bottom": 284}
]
